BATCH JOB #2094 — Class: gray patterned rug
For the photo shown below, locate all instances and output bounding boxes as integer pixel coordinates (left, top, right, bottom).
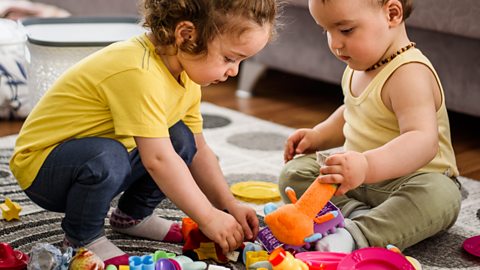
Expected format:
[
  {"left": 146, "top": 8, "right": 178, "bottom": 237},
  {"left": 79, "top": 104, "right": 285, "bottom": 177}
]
[{"left": 1, "top": 102, "right": 480, "bottom": 269}]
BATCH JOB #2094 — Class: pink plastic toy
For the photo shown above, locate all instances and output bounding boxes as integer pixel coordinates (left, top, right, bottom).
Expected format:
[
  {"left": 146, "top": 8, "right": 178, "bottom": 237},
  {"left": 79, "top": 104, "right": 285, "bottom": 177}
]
[
  {"left": 0, "top": 242, "right": 29, "bottom": 270},
  {"left": 463, "top": 235, "right": 480, "bottom": 257},
  {"left": 337, "top": 247, "right": 415, "bottom": 270},
  {"left": 295, "top": 251, "right": 347, "bottom": 270}
]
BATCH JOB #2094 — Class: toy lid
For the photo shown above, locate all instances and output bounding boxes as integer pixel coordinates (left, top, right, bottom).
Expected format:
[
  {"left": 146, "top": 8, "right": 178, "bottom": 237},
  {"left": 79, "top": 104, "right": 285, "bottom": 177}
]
[
  {"left": 20, "top": 17, "right": 145, "bottom": 47},
  {"left": 230, "top": 181, "right": 280, "bottom": 203},
  {"left": 0, "top": 19, "right": 27, "bottom": 45},
  {"left": 0, "top": 242, "right": 29, "bottom": 270},
  {"left": 463, "top": 235, "right": 480, "bottom": 257},
  {"left": 337, "top": 247, "right": 415, "bottom": 270}
]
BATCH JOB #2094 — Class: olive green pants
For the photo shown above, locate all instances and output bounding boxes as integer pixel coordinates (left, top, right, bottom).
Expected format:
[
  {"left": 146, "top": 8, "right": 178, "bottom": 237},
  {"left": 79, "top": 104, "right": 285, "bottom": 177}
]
[{"left": 278, "top": 154, "right": 462, "bottom": 250}]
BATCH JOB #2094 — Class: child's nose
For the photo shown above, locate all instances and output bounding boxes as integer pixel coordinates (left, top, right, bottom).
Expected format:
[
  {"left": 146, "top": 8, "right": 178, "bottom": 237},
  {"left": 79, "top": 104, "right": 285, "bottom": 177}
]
[
  {"left": 328, "top": 33, "right": 343, "bottom": 51},
  {"left": 226, "top": 64, "right": 239, "bottom": 77}
]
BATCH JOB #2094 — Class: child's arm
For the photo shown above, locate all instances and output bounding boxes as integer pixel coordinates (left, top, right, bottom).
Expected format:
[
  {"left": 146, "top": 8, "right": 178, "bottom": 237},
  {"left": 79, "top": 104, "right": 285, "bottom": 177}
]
[
  {"left": 319, "top": 64, "right": 440, "bottom": 195},
  {"left": 284, "top": 105, "right": 346, "bottom": 162},
  {"left": 135, "top": 136, "right": 244, "bottom": 253},
  {"left": 189, "top": 133, "right": 259, "bottom": 240}
]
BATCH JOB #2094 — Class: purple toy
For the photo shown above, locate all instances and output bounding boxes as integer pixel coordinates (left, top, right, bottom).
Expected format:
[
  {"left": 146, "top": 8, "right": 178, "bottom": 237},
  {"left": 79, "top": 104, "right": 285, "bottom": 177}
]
[{"left": 258, "top": 201, "right": 345, "bottom": 254}]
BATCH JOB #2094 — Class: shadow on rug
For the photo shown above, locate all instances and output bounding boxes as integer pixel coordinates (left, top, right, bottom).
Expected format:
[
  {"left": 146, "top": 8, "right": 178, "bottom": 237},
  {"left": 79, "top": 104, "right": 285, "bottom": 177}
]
[{"left": 1, "top": 102, "right": 480, "bottom": 269}]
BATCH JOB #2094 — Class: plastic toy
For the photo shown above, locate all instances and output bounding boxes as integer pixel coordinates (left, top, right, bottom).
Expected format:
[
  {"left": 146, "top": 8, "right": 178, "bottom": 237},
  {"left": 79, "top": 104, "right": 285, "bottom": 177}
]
[
  {"left": 463, "top": 235, "right": 480, "bottom": 257},
  {"left": 337, "top": 247, "right": 415, "bottom": 270},
  {"left": 264, "top": 182, "right": 338, "bottom": 246},
  {"left": 242, "top": 242, "right": 269, "bottom": 269},
  {"left": 0, "top": 197, "right": 22, "bottom": 221},
  {"left": 27, "top": 243, "right": 72, "bottom": 270},
  {"left": 0, "top": 242, "right": 29, "bottom": 270},
  {"left": 268, "top": 247, "right": 308, "bottom": 270},
  {"left": 68, "top": 247, "right": 104, "bottom": 270},
  {"left": 171, "top": 255, "right": 209, "bottom": 270},
  {"left": 155, "top": 258, "right": 178, "bottom": 270},
  {"left": 258, "top": 201, "right": 344, "bottom": 253},
  {"left": 181, "top": 217, "right": 240, "bottom": 263},
  {"left": 230, "top": 181, "right": 281, "bottom": 203},
  {"left": 152, "top": 250, "right": 175, "bottom": 261},
  {"left": 294, "top": 251, "right": 347, "bottom": 270},
  {"left": 129, "top": 254, "right": 155, "bottom": 270},
  {"left": 386, "top": 244, "right": 422, "bottom": 270},
  {"left": 245, "top": 250, "right": 269, "bottom": 269}
]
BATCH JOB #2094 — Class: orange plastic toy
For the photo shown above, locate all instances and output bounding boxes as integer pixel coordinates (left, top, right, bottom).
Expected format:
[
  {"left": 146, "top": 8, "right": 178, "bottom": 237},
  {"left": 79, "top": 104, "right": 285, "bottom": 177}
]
[
  {"left": 269, "top": 247, "right": 308, "bottom": 270},
  {"left": 264, "top": 181, "right": 337, "bottom": 246}
]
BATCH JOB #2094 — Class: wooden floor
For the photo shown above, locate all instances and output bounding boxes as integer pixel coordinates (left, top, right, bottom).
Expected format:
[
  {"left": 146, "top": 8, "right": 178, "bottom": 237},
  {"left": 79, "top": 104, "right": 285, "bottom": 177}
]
[
  {"left": 202, "top": 70, "right": 480, "bottom": 181},
  {"left": 1, "top": 69, "right": 479, "bottom": 180}
]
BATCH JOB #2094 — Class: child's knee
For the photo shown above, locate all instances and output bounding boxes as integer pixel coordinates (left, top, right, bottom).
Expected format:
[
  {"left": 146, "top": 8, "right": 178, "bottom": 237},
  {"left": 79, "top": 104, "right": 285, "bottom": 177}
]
[{"left": 278, "top": 157, "right": 319, "bottom": 203}]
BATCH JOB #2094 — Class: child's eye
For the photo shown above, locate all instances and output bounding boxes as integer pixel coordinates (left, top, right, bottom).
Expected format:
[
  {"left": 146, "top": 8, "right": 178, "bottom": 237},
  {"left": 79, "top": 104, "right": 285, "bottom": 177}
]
[
  {"left": 340, "top": 28, "right": 354, "bottom": 34},
  {"left": 224, "top": 57, "right": 236, "bottom": 63}
]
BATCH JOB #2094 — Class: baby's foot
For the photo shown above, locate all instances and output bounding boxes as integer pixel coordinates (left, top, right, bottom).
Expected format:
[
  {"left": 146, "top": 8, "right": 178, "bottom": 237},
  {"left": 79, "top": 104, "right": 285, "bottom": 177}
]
[
  {"left": 315, "top": 228, "right": 355, "bottom": 253},
  {"left": 109, "top": 208, "right": 183, "bottom": 243}
]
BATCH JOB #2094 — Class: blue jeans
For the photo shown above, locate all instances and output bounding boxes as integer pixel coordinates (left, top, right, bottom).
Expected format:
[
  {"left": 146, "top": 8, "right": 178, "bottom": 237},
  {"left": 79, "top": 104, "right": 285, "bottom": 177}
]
[{"left": 24, "top": 121, "right": 197, "bottom": 246}]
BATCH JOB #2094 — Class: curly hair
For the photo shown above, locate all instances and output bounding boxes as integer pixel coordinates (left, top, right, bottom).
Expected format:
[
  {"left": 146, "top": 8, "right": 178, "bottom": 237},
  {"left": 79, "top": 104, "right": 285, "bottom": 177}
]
[{"left": 139, "top": 0, "right": 280, "bottom": 56}]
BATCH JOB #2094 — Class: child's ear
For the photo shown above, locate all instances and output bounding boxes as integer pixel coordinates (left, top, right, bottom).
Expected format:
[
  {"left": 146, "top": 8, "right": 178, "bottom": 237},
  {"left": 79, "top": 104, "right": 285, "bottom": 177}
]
[
  {"left": 174, "top": 21, "right": 197, "bottom": 44},
  {"left": 384, "top": 0, "right": 404, "bottom": 27}
]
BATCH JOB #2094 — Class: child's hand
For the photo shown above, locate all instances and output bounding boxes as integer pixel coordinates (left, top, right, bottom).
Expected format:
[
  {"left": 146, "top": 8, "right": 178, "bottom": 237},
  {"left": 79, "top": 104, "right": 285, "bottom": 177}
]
[
  {"left": 226, "top": 203, "right": 259, "bottom": 241},
  {"left": 198, "top": 208, "right": 244, "bottom": 254},
  {"left": 317, "top": 151, "right": 369, "bottom": 196},
  {"left": 284, "top": 128, "right": 318, "bottom": 162}
]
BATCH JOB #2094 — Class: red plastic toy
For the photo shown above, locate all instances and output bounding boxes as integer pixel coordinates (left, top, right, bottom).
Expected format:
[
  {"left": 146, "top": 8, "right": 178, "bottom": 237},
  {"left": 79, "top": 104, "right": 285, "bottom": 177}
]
[
  {"left": 0, "top": 242, "right": 29, "bottom": 270},
  {"left": 181, "top": 217, "right": 231, "bottom": 263}
]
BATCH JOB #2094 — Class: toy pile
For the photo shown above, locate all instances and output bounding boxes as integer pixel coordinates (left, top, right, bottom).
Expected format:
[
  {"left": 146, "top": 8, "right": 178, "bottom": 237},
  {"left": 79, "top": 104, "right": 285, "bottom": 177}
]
[{"left": 240, "top": 181, "right": 423, "bottom": 270}]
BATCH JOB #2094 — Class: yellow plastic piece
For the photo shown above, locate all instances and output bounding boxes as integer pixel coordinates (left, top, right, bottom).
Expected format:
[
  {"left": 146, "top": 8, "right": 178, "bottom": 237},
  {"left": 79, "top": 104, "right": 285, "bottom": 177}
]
[
  {"left": 245, "top": 250, "right": 269, "bottom": 269},
  {"left": 195, "top": 242, "right": 219, "bottom": 261},
  {"left": 0, "top": 197, "right": 22, "bottom": 221},
  {"left": 406, "top": 256, "right": 422, "bottom": 270},
  {"left": 230, "top": 181, "right": 281, "bottom": 203},
  {"left": 118, "top": 265, "right": 129, "bottom": 270}
]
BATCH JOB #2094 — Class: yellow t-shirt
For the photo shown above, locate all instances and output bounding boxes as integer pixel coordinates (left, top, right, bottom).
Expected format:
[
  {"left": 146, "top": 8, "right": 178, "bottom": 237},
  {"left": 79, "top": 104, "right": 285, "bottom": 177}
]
[
  {"left": 10, "top": 33, "right": 203, "bottom": 189},
  {"left": 342, "top": 48, "right": 458, "bottom": 177}
]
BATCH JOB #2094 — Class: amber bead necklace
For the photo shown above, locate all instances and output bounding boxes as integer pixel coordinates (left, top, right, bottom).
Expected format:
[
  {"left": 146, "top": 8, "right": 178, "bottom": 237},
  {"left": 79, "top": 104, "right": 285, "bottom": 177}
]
[{"left": 366, "top": 42, "right": 416, "bottom": 71}]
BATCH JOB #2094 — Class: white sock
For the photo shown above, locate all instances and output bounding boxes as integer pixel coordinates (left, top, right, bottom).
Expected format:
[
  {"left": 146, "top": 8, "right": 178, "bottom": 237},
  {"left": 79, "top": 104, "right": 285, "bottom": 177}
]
[
  {"left": 85, "top": 236, "right": 125, "bottom": 261},
  {"left": 315, "top": 228, "right": 355, "bottom": 253},
  {"left": 111, "top": 213, "right": 181, "bottom": 242}
]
